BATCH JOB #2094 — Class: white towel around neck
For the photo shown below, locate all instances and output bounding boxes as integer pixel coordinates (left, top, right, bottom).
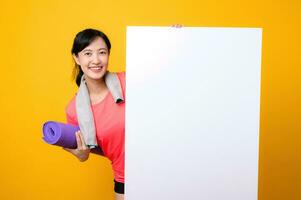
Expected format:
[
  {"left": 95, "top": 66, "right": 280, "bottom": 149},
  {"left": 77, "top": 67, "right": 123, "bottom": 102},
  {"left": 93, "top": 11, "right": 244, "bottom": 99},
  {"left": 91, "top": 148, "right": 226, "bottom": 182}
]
[{"left": 75, "top": 72, "right": 124, "bottom": 148}]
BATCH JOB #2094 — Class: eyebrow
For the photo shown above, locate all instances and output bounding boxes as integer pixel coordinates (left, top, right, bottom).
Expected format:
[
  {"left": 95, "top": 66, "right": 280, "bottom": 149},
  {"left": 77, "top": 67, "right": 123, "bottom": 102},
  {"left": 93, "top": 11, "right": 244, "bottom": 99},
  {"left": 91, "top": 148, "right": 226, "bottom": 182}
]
[{"left": 82, "top": 48, "right": 107, "bottom": 52}]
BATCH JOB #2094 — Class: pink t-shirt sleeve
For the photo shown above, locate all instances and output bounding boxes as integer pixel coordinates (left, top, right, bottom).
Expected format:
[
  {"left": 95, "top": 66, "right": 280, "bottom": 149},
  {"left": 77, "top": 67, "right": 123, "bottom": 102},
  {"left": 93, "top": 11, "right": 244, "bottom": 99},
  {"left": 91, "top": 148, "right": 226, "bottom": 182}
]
[{"left": 65, "top": 96, "right": 78, "bottom": 125}]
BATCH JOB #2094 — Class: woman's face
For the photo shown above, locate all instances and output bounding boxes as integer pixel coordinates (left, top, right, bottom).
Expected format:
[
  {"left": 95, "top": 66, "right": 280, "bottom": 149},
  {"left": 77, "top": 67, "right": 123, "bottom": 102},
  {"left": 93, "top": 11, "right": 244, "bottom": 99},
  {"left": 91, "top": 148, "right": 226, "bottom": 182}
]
[{"left": 73, "top": 37, "right": 109, "bottom": 81}]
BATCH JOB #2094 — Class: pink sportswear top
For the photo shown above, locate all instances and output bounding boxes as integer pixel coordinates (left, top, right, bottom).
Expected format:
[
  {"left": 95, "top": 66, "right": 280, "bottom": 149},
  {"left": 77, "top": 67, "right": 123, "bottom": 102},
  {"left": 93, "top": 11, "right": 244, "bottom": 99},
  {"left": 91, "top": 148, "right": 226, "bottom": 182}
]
[{"left": 65, "top": 72, "right": 125, "bottom": 183}]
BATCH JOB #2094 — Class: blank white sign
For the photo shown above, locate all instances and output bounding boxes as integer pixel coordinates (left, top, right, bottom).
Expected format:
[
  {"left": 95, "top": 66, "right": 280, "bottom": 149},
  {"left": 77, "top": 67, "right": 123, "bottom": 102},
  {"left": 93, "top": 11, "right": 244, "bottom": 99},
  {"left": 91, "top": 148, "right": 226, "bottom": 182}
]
[{"left": 125, "top": 26, "right": 262, "bottom": 200}]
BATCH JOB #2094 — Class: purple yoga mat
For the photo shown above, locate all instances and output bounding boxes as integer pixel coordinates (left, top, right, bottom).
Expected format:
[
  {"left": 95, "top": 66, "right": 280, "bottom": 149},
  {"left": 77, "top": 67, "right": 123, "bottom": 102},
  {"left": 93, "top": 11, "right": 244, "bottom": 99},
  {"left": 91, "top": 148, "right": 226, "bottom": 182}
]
[
  {"left": 43, "top": 121, "right": 79, "bottom": 149},
  {"left": 42, "top": 121, "right": 103, "bottom": 155}
]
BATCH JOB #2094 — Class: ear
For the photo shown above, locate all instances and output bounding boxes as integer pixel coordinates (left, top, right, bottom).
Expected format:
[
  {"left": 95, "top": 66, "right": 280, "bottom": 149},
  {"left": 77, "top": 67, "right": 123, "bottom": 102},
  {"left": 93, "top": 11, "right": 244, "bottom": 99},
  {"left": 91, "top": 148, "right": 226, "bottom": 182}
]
[{"left": 72, "top": 53, "right": 80, "bottom": 65}]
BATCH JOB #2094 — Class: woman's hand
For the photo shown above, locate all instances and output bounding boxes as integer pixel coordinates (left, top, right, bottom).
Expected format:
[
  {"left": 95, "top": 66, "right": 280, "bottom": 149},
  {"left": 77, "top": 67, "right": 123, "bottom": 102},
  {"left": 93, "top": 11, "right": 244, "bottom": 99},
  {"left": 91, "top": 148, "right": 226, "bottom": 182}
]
[{"left": 63, "top": 131, "right": 90, "bottom": 162}]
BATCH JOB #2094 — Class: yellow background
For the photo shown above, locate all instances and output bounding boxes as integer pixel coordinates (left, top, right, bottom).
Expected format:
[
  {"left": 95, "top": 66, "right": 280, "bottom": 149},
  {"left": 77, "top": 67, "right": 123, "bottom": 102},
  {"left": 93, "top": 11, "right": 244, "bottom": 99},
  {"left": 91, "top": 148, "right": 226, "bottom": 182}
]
[{"left": 0, "top": 0, "right": 300, "bottom": 199}]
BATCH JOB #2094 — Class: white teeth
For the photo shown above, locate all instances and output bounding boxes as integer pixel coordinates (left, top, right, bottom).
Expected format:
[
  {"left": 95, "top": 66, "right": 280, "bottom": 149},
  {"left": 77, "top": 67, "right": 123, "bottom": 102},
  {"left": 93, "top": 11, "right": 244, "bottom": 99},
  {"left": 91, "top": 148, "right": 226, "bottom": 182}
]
[{"left": 89, "top": 66, "right": 102, "bottom": 70}]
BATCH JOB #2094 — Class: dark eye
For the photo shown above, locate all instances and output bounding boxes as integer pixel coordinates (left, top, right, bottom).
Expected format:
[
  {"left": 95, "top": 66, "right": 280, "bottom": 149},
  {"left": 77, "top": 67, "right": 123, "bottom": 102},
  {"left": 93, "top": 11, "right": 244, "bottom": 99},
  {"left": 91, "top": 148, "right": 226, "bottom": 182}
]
[
  {"left": 100, "top": 51, "right": 107, "bottom": 55},
  {"left": 84, "top": 52, "right": 92, "bottom": 56}
]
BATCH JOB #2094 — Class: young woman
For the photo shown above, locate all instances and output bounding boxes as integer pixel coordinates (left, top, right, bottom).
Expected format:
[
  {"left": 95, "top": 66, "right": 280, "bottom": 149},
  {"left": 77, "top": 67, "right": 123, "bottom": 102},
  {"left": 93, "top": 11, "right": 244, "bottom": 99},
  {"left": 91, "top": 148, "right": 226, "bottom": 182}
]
[{"left": 63, "top": 28, "right": 125, "bottom": 200}]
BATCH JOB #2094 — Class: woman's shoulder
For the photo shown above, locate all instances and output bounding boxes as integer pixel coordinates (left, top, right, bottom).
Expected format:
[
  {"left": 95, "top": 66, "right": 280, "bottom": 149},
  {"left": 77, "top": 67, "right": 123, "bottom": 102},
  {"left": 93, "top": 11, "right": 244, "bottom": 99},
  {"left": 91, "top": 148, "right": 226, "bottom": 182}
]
[
  {"left": 116, "top": 71, "right": 126, "bottom": 80},
  {"left": 116, "top": 71, "right": 126, "bottom": 93},
  {"left": 65, "top": 95, "right": 77, "bottom": 117}
]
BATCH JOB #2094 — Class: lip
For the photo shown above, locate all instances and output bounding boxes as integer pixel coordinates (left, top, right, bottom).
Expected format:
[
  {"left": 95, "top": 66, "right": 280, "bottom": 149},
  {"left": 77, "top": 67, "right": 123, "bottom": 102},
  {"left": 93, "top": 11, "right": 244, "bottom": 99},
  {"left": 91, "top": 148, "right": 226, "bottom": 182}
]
[
  {"left": 89, "top": 65, "right": 103, "bottom": 69},
  {"left": 88, "top": 66, "right": 103, "bottom": 73},
  {"left": 89, "top": 66, "right": 103, "bottom": 69}
]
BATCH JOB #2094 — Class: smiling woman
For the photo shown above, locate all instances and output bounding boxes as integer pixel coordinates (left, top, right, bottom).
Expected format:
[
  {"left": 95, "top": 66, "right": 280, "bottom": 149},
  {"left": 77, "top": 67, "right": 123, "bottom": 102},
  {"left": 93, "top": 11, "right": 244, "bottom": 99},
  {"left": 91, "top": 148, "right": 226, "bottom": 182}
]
[
  {"left": 73, "top": 38, "right": 109, "bottom": 83},
  {"left": 72, "top": 29, "right": 112, "bottom": 86},
  {"left": 64, "top": 29, "right": 125, "bottom": 200}
]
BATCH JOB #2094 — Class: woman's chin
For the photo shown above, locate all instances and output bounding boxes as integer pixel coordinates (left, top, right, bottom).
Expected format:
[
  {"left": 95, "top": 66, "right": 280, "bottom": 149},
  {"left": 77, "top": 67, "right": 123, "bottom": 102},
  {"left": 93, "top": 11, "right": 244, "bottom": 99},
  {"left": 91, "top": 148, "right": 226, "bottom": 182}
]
[{"left": 85, "top": 71, "right": 106, "bottom": 81}]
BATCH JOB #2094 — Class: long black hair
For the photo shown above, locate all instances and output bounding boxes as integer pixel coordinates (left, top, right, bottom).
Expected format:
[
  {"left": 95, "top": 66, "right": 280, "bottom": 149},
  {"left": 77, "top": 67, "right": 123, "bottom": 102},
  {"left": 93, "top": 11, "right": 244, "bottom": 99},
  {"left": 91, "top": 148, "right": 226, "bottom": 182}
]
[{"left": 71, "top": 28, "right": 111, "bottom": 86}]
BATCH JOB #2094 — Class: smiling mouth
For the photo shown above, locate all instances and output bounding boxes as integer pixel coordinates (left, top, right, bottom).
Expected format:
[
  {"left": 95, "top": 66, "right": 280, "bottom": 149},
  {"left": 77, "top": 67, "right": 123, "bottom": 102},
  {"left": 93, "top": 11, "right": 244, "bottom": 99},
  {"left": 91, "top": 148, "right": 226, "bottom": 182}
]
[{"left": 89, "top": 66, "right": 103, "bottom": 70}]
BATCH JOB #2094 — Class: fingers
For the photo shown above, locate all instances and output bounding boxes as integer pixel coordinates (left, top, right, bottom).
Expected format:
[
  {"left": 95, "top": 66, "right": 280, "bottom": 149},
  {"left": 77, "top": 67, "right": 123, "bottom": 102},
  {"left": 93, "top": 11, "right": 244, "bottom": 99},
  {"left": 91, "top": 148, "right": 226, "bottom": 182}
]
[
  {"left": 62, "top": 131, "right": 90, "bottom": 162},
  {"left": 78, "top": 131, "right": 88, "bottom": 150},
  {"left": 75, "top": 131, "right": 88, "bottom": 150},
  {"left": 75, "top": 131, "right": 83, "bottom": 149},
  {"left": 62, "top": 131, "right": 85, "bottom": 151}
]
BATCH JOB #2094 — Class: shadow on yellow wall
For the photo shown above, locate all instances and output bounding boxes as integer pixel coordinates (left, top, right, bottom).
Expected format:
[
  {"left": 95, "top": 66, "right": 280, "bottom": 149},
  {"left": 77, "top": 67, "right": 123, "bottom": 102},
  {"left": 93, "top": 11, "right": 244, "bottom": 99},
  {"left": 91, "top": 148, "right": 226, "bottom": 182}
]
[{"left": 0, "top": 0, "right": 300, "bottom": 199}]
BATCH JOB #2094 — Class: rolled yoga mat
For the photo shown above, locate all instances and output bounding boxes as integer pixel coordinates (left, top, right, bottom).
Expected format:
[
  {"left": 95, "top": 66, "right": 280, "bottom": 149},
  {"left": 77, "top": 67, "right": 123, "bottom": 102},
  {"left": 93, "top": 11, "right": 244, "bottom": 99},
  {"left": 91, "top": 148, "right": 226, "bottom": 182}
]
[{"left": 42, "top": 121, "right": 103, "bottom": 155}]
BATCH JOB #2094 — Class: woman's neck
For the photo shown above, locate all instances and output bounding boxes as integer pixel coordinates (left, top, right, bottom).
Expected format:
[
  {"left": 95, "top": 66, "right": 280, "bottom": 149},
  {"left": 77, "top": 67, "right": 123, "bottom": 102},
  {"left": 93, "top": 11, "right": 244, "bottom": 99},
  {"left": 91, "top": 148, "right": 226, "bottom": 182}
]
[{"left": 85, "top": 76, "right": 108, "bottom": 95}]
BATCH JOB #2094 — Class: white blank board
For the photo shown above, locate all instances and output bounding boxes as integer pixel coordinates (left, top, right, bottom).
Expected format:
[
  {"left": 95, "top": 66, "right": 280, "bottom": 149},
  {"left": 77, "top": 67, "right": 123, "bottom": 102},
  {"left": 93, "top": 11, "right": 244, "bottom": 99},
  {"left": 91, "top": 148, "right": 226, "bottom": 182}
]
[{"left": 125, "top": 26, "right": 262, "bottom": 200}]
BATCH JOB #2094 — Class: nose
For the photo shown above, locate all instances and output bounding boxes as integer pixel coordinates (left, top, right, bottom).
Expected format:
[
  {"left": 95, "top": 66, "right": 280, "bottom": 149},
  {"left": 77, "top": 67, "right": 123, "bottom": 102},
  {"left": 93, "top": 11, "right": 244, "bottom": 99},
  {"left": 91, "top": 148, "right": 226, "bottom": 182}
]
[{"left": 92, "top": 53, "right": 101, "bottom": 65}]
